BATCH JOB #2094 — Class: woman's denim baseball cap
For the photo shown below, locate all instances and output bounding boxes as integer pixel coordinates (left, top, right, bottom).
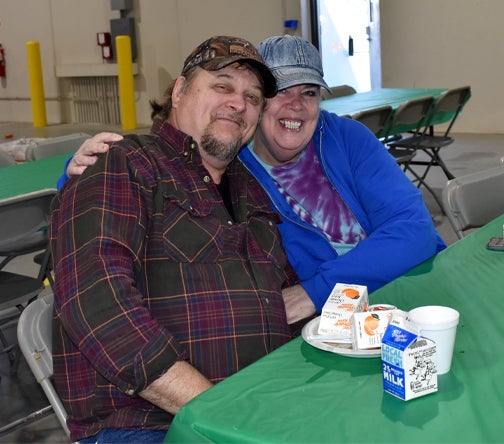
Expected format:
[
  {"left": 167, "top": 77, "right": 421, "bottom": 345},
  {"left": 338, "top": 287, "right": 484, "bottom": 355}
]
[{"left": 257, "top": 35, "right": 330, "bottom": 93}]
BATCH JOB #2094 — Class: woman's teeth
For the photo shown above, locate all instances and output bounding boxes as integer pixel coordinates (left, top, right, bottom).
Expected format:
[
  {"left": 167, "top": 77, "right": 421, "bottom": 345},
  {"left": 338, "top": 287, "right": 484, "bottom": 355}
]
[{"left": 280, "top": 119, "right": 301, "bottom": 130}]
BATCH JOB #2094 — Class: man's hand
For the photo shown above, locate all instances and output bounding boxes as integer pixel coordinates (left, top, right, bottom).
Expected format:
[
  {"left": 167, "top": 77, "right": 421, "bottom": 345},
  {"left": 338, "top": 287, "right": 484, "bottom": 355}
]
[
  {"left": 282, "top": 284, "right": 316, "bottom": 324},
  {"left": 67, "top": 132, "right": 123, "bottom": 177}
]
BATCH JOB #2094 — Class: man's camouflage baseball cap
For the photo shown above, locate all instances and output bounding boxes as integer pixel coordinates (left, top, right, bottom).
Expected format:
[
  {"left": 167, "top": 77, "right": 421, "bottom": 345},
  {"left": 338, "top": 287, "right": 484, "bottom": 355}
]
[{"left": 181, "top": 35, "right": 277, "bottom": 98}]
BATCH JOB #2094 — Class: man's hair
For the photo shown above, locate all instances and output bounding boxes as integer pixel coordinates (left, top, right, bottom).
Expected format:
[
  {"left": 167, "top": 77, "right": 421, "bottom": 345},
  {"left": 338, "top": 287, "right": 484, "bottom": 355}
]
[
  {"left": 149, "top": 84, "right": 175, "bottom": 121},
  {"left": 150, "top": 67, "right": 199, "bottom": 121},
  {"left": 150, "top": 61, "right": 266, "bottom": 121}
]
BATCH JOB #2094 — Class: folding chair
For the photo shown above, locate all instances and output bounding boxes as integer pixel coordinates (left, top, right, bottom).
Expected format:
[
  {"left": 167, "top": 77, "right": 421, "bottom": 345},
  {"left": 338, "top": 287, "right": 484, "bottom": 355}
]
[
  {"left": 383, "top": 96, "right": 443, "bottom": 209},
  {"left": 0, "top": 273, "right": 44, "bottom": 376},
  {"left": 0, "top": 150, "right": 16, "bottom": 167},
  {"left": 442, "top": 166, "right": 504, "bottom": 239},
  {"left": 321, "top": 84, "right": 357, "bottom": 100},
  {"left": 388, "top": 86, "right": 471, "bottom": 181},
  {"left": 0, "top": 188, "right": 57, "bottom": 284},
  {"left": 352, "top": 105, "right": 393, "bottom": 140},
  {"left": 16, "top": 292, "right": 74, "bottom": 442},
  {"left": 24, "top": 133, "right": 91, "bottom": 161},
  {"left": 0, "top": 189, "right": 57, "bottom": 374}
]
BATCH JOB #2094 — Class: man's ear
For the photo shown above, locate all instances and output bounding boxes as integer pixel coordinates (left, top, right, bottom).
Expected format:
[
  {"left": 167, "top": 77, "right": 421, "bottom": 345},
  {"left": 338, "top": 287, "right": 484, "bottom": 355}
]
[{"left": 171, "top": 76, "right": 186, "bottom": 108}]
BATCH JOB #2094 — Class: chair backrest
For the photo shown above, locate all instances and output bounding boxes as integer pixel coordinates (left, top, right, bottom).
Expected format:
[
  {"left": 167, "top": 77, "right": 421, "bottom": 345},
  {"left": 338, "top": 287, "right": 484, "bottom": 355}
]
[
  {"left": 321, "top": 84, "right": 357, "bottom": 100},
  {"left": 442, "top": 166, "right": 504, "bottom": 239},
  {"left": 0, "top": 150, "right": 16, "bottom": 167},
  {"left": 352, "top": 105, "right": 393, "bottom": 139},
  {"left": 386, "top": 95, "right": 436, "bottom": 139},
  {"left": 0, "top": 188, "right": 57, "bottom": 252},
  {"left": 17, "top": 292, "right": 72, "bottom": 440},
  {"left": 426, "top": 86, "right": 471, "bottom": 137},
  {"left": 25, "top": 133, "right": 91, "bottom": 161}
]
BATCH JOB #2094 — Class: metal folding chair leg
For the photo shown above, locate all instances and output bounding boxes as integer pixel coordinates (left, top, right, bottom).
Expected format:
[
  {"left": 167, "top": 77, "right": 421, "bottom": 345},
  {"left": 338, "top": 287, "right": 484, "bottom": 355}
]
[
  {"left": 35, "top": 248, "right": 55, "bottom": 290},
  {"left": 0, "top": 405, "right": 53, "bottom": 436},
  {"left": 405, "top": 164, "right": 445, "bottom": 213},
  {"left": 409, "top": 147, "right": 455, "bottom": 181},
  {"left": 0, "top": 323, "right": 19, "bottom": 372}
]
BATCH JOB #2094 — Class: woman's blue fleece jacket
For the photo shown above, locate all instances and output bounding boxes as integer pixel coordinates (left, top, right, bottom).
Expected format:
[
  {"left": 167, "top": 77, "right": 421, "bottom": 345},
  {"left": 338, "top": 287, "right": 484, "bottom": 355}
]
[{"left": 238, "top": 110, "right": 446, "bottom": 312}]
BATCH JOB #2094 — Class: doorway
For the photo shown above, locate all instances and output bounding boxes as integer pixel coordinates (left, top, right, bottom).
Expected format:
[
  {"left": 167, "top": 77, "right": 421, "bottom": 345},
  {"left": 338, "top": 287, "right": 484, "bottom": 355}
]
[{"left": 311, "top": 0, "right": 381, "bottom": 92}]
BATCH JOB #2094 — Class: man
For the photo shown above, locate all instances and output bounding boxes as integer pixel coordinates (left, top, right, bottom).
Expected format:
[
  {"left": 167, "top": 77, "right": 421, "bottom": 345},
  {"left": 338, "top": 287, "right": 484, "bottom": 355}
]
[{"left": 51, "top": 35, "right": 297, "bottom": 444}]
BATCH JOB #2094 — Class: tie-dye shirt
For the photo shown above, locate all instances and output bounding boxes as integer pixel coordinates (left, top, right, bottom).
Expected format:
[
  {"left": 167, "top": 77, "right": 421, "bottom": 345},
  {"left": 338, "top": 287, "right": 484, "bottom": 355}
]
[{"left": 247, "top": 141, "right": 367, "bottom": 256}]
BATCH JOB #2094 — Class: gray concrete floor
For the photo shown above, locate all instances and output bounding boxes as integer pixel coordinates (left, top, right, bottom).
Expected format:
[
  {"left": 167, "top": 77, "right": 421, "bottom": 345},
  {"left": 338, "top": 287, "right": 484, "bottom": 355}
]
[{"left": 1, "top": 123, "right": 504, "bottom": 443}]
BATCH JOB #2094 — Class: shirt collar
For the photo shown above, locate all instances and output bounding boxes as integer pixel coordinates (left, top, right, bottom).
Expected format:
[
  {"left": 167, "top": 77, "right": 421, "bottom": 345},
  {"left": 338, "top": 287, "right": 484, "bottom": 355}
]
[
  {"left": 246, "top": 139, "right": 313, "bottom": 174},
  {"left": 151, "top": 118, "right": 197, "bottom": 154}
]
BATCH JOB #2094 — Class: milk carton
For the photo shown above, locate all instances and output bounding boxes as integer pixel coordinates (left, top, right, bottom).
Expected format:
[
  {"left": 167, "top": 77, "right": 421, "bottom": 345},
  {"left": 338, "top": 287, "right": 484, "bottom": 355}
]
[
  {"left": 381, "top": 313, "right": 437, "bottom": 401},
  {"left": 318, "top": 283, "right": 368, "bottom": 341}
]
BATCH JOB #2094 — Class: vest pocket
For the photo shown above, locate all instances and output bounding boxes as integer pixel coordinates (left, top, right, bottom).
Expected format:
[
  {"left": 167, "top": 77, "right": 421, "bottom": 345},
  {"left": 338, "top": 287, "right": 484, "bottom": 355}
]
[
  {"left": 246, "top": 210, "right": 286, "bottom": 270},
  {"left": 161, "top": 197, "right": 222, "bottom": 262}
]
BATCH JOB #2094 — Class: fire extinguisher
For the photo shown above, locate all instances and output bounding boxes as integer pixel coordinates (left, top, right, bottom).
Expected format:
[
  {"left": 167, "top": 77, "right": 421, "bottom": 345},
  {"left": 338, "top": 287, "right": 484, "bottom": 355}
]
[{"left": 0, "top": 44, "right": 5, "bottom": 77}]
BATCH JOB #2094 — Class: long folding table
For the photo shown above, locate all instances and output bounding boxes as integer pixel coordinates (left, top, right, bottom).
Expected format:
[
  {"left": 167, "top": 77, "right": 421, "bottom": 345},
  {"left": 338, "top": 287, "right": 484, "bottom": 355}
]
[
  {"left": 165, "top": 214, "right": 504, "bottom": 443},
  {"left": 321, "top": 87, "right": 447, "bottom": 119},
  {"left": 0, "top": 153, "right": 69, "bottom": 200}
]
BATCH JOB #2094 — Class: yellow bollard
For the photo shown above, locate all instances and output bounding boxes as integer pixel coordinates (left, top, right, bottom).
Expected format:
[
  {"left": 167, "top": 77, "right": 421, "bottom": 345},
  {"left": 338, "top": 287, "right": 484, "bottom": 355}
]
[
  {"left": 116, "top": 36, "right": 137, "bottom": 130},
  {"left": 26, "top": 41, "right": 47, "bottom": 127}
]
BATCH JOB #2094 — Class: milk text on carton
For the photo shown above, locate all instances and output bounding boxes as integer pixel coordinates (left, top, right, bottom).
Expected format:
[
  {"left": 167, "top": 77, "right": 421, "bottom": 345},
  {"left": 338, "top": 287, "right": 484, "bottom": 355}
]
[{"left": 381, "top": 314, "right": 437, "bottom": 401}]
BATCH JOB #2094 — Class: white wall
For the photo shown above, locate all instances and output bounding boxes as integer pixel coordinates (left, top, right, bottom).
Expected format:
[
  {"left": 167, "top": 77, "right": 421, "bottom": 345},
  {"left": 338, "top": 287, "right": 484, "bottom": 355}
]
[
  {"left": 380, "top": 0, "right": 504, "bottom": 133},
  {"left": 0, "top": 0, "right": 300, "bottom": 126},
  {"left": 0, "top": 0, "right": 501, "bottom": 133}
]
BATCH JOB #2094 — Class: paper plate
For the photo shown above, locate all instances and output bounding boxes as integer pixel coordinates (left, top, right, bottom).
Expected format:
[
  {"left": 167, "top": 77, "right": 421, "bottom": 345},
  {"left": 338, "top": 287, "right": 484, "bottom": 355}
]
[{"left": 301, "top": 316, "right": 381, "bottom": 358}]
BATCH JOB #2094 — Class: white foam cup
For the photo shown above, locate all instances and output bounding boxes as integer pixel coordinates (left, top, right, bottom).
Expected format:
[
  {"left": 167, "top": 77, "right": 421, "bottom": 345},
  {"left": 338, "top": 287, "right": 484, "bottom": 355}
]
[{"left": 407, "top": 306, "right": 459, "bottom": 375}]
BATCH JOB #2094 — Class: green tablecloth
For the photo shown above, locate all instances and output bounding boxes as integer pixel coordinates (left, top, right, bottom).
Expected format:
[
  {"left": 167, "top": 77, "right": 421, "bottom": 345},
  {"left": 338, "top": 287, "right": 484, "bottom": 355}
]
[
  {"left": 165, "top": 214, "right": 504, "bottom": 443},
  {"left": 0, "top": 153, "right": 69, "bottom": 199}
]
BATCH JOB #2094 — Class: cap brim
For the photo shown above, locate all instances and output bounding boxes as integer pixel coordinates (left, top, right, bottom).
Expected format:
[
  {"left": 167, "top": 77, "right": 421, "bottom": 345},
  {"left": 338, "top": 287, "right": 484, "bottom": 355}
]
[
  {"left": 203, "top": 57, "right": 278, "bottom": 98},
  {"left": 271, "top": 66, "right": 331, "bottom": 93}
]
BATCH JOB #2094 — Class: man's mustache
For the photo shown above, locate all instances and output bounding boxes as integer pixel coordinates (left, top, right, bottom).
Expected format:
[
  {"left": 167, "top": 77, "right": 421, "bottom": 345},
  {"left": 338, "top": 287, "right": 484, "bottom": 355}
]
[{"left": 210, "top": 113, "right": 247, "bottom": 130}]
